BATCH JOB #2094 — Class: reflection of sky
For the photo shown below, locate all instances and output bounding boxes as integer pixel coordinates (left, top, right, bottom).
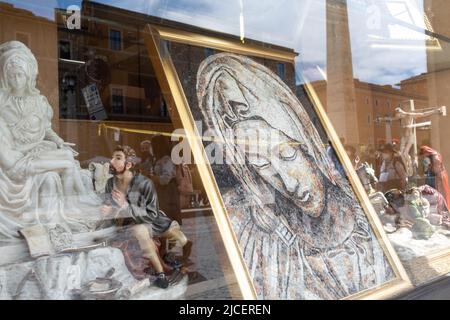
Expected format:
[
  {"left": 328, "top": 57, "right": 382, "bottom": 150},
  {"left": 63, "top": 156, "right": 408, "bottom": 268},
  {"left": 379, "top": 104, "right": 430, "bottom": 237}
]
[
  {"left": 347, "top": 0, "right": 427, "bottom": 85},
  {"left": 1, "top": 0, "right": 60, "bottom": 19},
  {"left": 2, "top": 0, "right": 433, "bottom": 86}
]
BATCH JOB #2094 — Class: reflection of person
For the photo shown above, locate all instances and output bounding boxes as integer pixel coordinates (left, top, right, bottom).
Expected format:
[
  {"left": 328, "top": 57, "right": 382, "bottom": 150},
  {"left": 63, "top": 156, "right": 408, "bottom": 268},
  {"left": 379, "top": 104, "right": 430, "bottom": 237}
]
[
  {"left": 344, "top": 145, "right": 360, "bottom": 169},
  {"left": 378, "top": 143, "right": 407, "bottom": 192},
  {"left": 422, "top": 156, "right": 435, "bottom": 188},
  {"left": 197, "top": 53, "right": 394, "bottom": 300},
  {"left": 326, "top": 141, "right": 346, "bottom": 177},
  {"left": 150, "top": 136, "right": 182, "bottom": 224},
  {"left": 419, "top": 146, "right": 450, "bottom": 208},
  {"left": 138, "top": 140, "right": 155, "bottom": 177},
  {"left": 101, "top": 145, "right": 192, "bottom": 288}
]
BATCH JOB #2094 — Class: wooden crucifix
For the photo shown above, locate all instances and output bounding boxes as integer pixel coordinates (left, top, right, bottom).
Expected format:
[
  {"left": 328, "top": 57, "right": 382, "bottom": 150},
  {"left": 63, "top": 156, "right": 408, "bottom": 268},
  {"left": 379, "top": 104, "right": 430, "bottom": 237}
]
[{"left": 376, "top": 100, "right": 446, "bottom": 177}]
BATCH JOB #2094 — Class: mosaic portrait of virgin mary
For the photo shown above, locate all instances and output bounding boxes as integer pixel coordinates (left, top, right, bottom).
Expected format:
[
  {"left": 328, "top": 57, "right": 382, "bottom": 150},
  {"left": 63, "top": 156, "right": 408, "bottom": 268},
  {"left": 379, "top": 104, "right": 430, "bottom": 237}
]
[{"left": 195, "top": 53, "right": 395, "bottom": 299}]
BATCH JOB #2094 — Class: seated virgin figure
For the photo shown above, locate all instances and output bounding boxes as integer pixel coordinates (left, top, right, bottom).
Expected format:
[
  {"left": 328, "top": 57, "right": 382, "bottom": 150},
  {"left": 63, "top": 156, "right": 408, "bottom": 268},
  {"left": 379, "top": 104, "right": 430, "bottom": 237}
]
[{"left": 0, "top": 41, "right": 101, "bottom": 241}]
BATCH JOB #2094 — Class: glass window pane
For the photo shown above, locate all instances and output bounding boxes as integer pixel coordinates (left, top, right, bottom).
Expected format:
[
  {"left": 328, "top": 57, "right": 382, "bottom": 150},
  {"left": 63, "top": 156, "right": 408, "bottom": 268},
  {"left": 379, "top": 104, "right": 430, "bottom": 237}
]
[{"left": 2, "top": 0, "right": 450, "bottom": 300}]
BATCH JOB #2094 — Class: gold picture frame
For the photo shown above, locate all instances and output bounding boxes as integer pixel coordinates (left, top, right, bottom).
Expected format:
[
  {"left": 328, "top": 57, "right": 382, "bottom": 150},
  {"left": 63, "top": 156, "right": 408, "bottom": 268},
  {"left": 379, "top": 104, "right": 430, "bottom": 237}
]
[{"left": 142, "top": 24, "right": 412, "bottom": 300}]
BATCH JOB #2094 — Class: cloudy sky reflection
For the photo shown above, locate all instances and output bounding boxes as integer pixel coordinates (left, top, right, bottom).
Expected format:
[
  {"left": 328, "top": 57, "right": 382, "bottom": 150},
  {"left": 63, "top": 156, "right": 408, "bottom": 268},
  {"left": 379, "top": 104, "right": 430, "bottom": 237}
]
[{"left": 2, "top": 0, "right": 435, "bottom": 86}]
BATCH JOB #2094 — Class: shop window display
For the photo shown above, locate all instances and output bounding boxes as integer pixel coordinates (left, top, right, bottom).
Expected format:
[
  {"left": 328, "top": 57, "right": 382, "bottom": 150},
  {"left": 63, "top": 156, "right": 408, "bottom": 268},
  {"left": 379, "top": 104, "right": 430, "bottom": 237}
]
[{"left": 2, "top": 0, "right": 450, "bottom": 300}]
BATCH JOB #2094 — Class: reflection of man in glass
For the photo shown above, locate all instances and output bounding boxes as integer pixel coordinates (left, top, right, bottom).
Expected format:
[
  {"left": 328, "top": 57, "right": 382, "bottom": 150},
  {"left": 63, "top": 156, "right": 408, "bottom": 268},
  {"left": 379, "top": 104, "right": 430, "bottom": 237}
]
[
  {"left": 138, "top": 140, "right": 155, "bottom": 177},
  {"left": 197, "top": 53, "right": 394, "bottom": 299}
]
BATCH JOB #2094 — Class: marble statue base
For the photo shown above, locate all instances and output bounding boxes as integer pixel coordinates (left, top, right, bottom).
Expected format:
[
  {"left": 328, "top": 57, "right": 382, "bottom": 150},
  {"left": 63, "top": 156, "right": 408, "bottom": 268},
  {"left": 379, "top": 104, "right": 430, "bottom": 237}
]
[{"left": 0, "top": 246, "right": 187, "bottom": 300}]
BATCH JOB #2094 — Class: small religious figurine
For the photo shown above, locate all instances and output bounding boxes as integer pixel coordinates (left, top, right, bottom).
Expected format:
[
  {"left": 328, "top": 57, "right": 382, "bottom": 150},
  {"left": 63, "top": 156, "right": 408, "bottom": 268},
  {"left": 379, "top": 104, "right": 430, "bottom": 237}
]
[
  {"left": 422, "top": 155, "right": 436, "bottom": 189},
  {"left": 101, "top": 145, "right": 192, "bottom": 288},
  {"left": 355, "top": 162, "right": 396, "bottom": 231},
  {"left": 419, "top": 146, "right": 450, "bottom": 209},
  {"left": 403, "top": 187, "right": 434, "bottom": 240}
]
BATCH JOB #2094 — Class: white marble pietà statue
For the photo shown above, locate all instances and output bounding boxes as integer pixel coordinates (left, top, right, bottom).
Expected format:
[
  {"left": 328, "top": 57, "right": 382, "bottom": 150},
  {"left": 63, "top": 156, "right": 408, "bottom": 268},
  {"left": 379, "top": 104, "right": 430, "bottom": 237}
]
[
  {"left": 0, "top": 41, "right": 101, "bottom": 242},
  {"left": 0, "top": 42, "right": 189, "bottom": 300}
]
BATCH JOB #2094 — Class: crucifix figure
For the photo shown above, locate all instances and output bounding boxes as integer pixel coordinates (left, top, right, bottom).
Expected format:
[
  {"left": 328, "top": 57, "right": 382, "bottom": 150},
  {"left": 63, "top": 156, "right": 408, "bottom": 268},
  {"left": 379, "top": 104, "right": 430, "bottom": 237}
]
[{"left": 377, "top": 100, "right": 446, "bottom": 177}]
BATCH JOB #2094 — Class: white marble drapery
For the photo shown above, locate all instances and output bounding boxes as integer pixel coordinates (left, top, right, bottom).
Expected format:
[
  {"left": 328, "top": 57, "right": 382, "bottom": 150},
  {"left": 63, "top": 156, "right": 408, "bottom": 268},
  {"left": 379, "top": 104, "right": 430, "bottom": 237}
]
[{"left": 0, "top": 41, "right": 101, "bottom": 242}]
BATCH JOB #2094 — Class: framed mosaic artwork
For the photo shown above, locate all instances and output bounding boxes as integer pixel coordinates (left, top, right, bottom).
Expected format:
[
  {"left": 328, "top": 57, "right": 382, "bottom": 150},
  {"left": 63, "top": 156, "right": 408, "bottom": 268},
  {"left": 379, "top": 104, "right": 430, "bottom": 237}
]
[{"left": 142, "top": 24, "right": 412, "bottom": 300}]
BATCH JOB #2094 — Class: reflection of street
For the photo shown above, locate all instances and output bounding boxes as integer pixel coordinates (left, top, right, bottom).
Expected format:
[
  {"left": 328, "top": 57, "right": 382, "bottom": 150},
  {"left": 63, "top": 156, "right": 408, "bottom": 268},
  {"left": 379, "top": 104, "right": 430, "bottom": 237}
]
[{"left": 180, "top": 212, "right": 241, "bottom": 300}]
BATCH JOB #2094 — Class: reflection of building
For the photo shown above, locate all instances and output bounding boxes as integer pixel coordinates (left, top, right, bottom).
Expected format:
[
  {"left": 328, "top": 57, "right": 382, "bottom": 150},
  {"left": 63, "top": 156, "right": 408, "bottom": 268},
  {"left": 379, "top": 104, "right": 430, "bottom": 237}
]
[
  {"left": 55, "top": 3, "right": 169, "bottom": 123},
  {"left": 55, "top": 1, "right": 297, "bottom": 123},
  {"left": 53, "top": 1, "right": 182, "bottom": 161},
  {"left": 310, "top": 77, "right": 428, "bottom": 148},
  {"left": 425, "top": 0, "right": 450, "bottom": 173},
  {"left": 0, "top": 2, "right": 59, "bottom": 128},
  {"left": 0, "top": 0, "right": 297, "bottom": 164},
  {"left": 323, "top": 0, "right": 443, "bottom": 157},
  {"left": 53, "top": 1, "right": 297, "bottom": 162}
]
